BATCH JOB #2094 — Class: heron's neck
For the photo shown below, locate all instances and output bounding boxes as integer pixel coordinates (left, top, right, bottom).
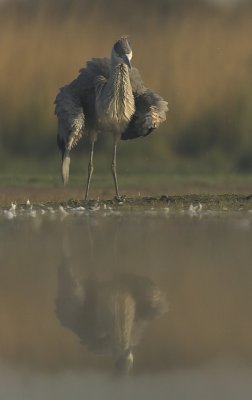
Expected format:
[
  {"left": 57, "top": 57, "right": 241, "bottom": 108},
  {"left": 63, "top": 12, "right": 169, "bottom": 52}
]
[
  {"left": 110, "top": 63, "right": 130, "bottom": 91},
  {"left": 107, "top": 63, "right": 135, "bottom": 121}
]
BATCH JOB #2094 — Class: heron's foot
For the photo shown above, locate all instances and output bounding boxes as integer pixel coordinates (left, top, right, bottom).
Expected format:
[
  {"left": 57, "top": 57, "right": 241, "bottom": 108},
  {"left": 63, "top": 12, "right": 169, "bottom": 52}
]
[{"left": 114, "top": 195, "right": 126, "bottom": 203}]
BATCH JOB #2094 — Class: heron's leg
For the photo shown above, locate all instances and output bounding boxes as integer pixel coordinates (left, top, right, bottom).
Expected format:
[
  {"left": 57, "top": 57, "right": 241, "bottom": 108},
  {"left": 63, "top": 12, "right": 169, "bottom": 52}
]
[
  {"left": 111, "top": 141, "right": 120, "bottom": 199},
  {"left": 85, "top": 140, "right": 95, "bottom": 201}
]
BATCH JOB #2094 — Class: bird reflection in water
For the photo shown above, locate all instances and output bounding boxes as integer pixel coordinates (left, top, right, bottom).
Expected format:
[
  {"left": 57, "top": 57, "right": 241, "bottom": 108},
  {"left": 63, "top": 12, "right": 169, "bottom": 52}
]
[{"left": 55, "top": 255, "right": 168, "bottom": 373}]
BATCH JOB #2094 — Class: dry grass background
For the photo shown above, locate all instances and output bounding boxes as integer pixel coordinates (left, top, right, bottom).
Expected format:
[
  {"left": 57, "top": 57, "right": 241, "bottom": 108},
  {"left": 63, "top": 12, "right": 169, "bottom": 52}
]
[{"left": 0, "top": 3, "right": 252, "bottom": 172}]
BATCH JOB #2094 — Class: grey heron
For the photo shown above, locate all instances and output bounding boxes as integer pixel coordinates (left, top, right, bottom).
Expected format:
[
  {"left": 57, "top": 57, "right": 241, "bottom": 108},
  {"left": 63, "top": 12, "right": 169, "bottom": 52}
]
[{"left": 55, "top": 36, "right": 168, "bottom": 199}]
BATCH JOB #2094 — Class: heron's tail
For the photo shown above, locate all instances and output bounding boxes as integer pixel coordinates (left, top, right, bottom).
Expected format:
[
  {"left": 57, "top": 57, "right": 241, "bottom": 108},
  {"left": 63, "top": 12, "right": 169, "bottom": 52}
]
[{"left": 62, "top": 149, "right": 70, "bottom": 185}]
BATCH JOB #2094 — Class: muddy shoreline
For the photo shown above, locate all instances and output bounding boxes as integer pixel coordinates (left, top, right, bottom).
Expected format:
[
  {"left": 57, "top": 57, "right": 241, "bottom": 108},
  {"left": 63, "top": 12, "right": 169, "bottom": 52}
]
[
  {"left": 57, "top": 194, "right": 252, "bottom": 210},
  {"left": 5, "top": 194, "right": 252, "bottom": 212}
]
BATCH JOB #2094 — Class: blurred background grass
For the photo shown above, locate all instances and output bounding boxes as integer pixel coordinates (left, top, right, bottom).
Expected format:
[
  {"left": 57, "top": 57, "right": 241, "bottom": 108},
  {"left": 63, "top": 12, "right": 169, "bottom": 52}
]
[{"left": 0, "top": 0, "right": 252, "bottom": 180}]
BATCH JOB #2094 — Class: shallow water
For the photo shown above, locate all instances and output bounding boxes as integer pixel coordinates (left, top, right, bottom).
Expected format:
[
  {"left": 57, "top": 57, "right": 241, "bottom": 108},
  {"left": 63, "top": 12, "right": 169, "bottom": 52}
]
[{"left": 0, "top": 206, "right": 252, "bottom": 399}]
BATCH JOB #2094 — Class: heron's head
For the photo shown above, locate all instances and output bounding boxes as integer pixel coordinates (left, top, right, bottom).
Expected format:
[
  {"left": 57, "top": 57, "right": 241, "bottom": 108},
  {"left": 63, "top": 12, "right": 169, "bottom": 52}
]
[
  {"left": 115, "top": 349, "right": 134, "bottom": 373},
  {"left": 112, "top": 36, "right": 132, "bottom": 69}
]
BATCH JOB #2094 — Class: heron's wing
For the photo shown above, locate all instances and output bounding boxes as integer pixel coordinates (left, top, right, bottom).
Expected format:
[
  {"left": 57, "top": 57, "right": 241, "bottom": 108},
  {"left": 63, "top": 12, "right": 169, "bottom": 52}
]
[
  {"left": 121, "top": 68, "right": 168, "bottom": 140},
  {"left": 77, "top": 57, "right": 111, "bottom": 89},
  {"left": 54, "top": 57, "right": 111, "bottom": 184},
  {"left": 55, "top": 84, "right": 85, "bottom": 152},
  {"left": 55, "top": 58, "right": 111, "bottom": 142},
  {"left": 76, "top": 57, "right": 111, "bottom": 126},
  {"left": 55, "top": 57, "right": 111, "bottom": 151},
  {"left": 54, "top": 84, "right": 85, "bottom": 184}
]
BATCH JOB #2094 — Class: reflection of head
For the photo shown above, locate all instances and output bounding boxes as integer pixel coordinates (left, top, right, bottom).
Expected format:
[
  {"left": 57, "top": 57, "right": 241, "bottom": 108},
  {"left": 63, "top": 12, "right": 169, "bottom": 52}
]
[{"left": 115, "top": 349, "right": 134, "bottom": 373}]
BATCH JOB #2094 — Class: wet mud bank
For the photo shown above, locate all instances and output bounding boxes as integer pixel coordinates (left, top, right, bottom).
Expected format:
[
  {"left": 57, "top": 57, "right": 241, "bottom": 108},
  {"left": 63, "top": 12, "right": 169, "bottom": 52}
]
[
  {"left": 1, "top": 194, "right": 252, "bottom": 217},
  {"left": 62, "top": 194, "right": 252, "bottom": 211}
]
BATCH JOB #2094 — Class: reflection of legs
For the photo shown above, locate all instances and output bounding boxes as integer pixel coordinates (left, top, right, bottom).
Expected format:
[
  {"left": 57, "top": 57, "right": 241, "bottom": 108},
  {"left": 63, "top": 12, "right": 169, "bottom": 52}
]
[
  {"left": 85, "top": 140, "right": 95, "bottom": 201},
  {"left": 111, "top": 141, "right": 120, "bottom": 198}
]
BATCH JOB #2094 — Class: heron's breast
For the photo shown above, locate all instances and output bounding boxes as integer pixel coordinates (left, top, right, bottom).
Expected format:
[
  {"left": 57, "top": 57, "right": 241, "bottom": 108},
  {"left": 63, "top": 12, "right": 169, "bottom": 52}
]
[
  {"left": 96, "top": 97, "right": 135, "bottom": 133},
  {"left": 95, "top": 69, "right": 135, "bottom": 133}
]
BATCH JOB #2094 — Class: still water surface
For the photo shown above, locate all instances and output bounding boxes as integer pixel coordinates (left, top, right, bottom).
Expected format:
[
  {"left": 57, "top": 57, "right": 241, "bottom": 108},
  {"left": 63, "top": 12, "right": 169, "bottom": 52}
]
[{"left": 0, "top": 208, "right": 252, "bottom": 399}]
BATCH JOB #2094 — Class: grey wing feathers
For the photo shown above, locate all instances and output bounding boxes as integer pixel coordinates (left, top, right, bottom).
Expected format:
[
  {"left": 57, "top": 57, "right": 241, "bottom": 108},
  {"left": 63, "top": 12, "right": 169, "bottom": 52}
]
[
  {"left": 55, "top": 85, "right": 85, "bottom": 152},
  {"left": 129, "top": 67, "right": 146, "bottom": 95},
  {"left": 122, "top": 67, "right": 168, "bottom": 140},
  {"left": 77, "top": 57, "right": 111, "bottom": 91},
  {"left": 55, "top": 85, "right": 85, "bottom": 184},
  {"left": 55, "top": 58, "right": 111, "bottom": 150},
  {"left": 121, "top": 89, "right": 168, "bottom": 140},
  {"left": 54, "top": 57, "right": 111, "bottom": 184}
]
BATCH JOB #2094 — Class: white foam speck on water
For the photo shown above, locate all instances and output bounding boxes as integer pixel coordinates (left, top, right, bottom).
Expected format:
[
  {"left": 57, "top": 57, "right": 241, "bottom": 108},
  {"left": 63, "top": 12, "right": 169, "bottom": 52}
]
[
  {"left": 10, "top": 202, "right": 17, "bottom": 211},
  {"left": 59, "top": 205, "right": 68, "bottom": 215},
  {"left": 73, "top": 206, "right": 86, "bottom": 211},
  {"left": 178, "top": 202, "right": 203, "bottom": 218},
  {"left": 3, "top": 210, "right": 15, "bottom": 220},
  {"left": 188, "top": 202, "right": 203, "bottom": 215}
]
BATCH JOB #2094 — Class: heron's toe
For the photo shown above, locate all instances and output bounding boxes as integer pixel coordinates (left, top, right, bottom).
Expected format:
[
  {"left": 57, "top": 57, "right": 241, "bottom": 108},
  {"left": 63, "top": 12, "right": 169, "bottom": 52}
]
[{"left": 114, "top": 195, "right": 126, "bottom": 203}]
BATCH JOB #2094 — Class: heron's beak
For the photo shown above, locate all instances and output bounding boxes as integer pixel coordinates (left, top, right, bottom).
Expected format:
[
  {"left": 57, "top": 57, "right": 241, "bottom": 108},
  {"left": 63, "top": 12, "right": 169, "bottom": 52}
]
[{"left": 123, "top": 54, "right": 132, "bottom": 69}]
